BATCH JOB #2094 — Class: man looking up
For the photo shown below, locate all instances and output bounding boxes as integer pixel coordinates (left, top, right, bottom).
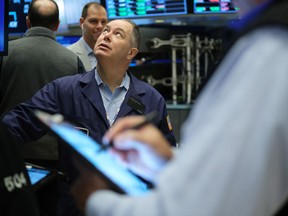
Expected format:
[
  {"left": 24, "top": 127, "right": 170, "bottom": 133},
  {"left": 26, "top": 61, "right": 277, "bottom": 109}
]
[
  {"left": 2, "top": 19, "right": 176, "bottom": 216},
  {"left": 67, "top": 2, "right": 108, "bottom": 71}
]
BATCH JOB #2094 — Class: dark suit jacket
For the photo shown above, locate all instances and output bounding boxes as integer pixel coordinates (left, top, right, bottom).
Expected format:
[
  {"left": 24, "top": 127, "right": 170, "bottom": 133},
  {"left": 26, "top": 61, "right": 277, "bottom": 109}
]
[{"left": 0, "top": 26, "right": 84, "bottom": 160}]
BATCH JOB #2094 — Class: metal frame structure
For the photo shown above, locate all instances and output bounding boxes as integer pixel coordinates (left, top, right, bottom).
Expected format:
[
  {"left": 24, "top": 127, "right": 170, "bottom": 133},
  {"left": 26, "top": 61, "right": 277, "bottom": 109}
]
[{"left": 147, "top": 34, "right": 221, "bottom": 104}]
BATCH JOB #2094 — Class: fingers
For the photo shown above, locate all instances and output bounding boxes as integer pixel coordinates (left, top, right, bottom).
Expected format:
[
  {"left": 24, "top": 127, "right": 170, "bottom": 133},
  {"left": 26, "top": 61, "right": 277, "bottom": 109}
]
[
  {"left": 112, "top": 125, "right": 173, "bottom": 160},
  {"left": 103, "top": 115, "right": 145, "bottom": 145}
]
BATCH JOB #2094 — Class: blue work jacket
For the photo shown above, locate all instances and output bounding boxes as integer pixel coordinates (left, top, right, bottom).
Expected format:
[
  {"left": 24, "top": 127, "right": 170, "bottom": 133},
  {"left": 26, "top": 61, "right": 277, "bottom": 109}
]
[{"left": 3, "top": 70, "right": 176, "bottom": 180}]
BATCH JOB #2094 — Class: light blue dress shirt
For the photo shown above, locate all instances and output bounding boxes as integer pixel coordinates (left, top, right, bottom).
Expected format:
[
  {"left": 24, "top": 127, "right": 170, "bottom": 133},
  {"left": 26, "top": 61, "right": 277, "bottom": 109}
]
[
  {"left": 86, "top": 27, "right": 288, "bottom": 216},
  {"left": 95, "top": 70, "right": 130, "bottom": 126}
]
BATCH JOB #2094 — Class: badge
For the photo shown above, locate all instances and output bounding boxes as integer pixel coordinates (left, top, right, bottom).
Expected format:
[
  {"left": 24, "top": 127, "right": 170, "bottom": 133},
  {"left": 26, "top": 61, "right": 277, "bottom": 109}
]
[{"left": 166, "top": 115, "right": 173, "bottom": 131}]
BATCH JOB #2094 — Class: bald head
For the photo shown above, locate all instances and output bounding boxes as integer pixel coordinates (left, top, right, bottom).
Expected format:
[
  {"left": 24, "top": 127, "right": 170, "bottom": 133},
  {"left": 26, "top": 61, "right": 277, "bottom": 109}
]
[{"left": 27, "top": 0, "right": 59, "bottom": 30}]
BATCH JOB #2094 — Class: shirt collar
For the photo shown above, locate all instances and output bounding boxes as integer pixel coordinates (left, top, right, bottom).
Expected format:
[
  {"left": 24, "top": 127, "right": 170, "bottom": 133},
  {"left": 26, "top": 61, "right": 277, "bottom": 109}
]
[{"left": 95, "top": 69, "right": 130, "bottom": 90}]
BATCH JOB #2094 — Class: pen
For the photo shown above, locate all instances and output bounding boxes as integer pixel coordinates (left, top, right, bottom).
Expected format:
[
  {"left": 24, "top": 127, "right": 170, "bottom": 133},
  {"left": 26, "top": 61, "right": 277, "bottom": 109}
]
[{"left": 98, "top": 110, "right": 158, "bottom": 152}]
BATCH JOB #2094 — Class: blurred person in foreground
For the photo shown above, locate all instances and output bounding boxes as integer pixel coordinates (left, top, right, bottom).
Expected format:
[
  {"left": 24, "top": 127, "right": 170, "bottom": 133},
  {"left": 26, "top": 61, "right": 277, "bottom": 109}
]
[
  {"left": 71, "top": 0, "right": 288, "bottom": 215},
  {"left": 67, "top": 2, "right": 107, "bottom": 71}
]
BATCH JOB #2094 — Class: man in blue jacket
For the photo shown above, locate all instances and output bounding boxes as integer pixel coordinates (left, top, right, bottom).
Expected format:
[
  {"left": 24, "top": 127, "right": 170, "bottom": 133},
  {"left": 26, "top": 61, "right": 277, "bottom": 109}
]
[{"left": 2, "top": 19, "right": 176, "bottom": 216}]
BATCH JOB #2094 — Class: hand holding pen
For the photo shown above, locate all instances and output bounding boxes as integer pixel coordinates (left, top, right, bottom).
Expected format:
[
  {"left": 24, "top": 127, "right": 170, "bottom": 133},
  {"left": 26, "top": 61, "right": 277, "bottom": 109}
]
[
  {"left": 99, "top": 111, "right": 158, "bottom": 152},
  {"left": 100, "top": 110, "right": 173, "bottom": 181}
]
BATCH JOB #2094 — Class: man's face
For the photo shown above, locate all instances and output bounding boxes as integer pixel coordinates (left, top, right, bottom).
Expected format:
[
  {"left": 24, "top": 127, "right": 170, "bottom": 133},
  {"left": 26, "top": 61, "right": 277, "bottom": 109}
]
[
  {"left": 94, "top": 20, "right": 138, "bottom": 62},
  {"left": 81, "top": 6, "right": 107, "bottom": 48}
]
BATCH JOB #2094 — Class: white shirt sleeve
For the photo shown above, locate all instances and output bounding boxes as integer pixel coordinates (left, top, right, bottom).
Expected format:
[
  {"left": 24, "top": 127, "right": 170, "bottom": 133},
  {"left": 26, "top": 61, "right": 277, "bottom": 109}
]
[{"left": 86, "top": 27, "right": 288, "bottom": 216}]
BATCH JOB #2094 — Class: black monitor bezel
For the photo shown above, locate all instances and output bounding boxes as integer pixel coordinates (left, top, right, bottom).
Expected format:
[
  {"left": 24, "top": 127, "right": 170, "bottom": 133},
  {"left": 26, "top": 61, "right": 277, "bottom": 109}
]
[
  {"left": 0, "top": 0, "right": 8, "bottom": 56},
  {"left": 100, "top": 0, "right": 189, "bottom": 20}
]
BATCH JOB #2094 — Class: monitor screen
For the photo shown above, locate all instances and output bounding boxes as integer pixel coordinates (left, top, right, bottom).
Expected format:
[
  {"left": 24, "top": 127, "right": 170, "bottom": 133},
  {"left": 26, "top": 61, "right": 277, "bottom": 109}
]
[
  {"left": 8, "top": 0, "right": 71, "bottom": 37},
  {"left": 26, "top": 165, "right": 51, "bottom": 185},
  {"left": 8, "top": 0, "right": 30, "bottom": 37},
  {"left": 0, "top": 0, "right": 8, "bottom": 56},
  {"left": 102, "top": 0, "right": 188, "bottom": 20},
  {"left": 63, "top": 0, "right": 101, "bottom": 25},
  {"left": 55, "top": 0, "right": 69, "bottom": 33},
  {"left": 56, "top": 35, "right": 81, "bottom": 47},
  {"left": 192, "top": 0, "right": 238, "bottom": 14}
]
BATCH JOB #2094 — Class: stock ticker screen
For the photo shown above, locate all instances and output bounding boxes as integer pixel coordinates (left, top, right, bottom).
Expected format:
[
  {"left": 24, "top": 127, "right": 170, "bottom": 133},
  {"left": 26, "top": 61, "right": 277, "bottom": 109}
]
[
  {"left": 103, "top": 0, "right": 188, "bottom": 19},
  {"left": 194, "top": 0, "right": 238, "bottom": 14}
]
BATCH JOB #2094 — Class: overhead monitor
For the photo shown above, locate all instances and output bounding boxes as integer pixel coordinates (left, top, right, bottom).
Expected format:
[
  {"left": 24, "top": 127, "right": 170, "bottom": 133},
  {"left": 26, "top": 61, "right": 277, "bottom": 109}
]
[
  {"left": 99, "top": 0, "right": 239, "bottom": 25},
  {"left": 56, "top": 35, "right": 81, "bottom": 47},
  {"left": 192, "top": 0, "right": 238, "bottom": 14},
  {"left": 0, "top": 0, "right": 8, "bottom": 56},
  {"left": 101, "top": 0, "right": 188, "bottom": 20},
  {"left": 64, "top": 0, "right": 101, "bottom": 25},
  {"left": 8, "top": 0, "right": 71, "bottom": 37}
]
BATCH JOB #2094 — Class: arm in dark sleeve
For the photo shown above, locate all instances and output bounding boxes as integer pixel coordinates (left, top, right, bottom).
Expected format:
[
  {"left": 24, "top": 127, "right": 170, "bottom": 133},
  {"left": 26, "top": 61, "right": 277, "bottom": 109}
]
[{"left": 1, "top": 80, "right": 61, "bottom": 144}]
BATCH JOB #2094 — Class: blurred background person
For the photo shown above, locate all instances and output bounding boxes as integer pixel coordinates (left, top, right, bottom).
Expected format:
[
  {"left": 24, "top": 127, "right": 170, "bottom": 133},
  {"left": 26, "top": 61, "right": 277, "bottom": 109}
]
[{"left": 67, "top": 2, "right": 107, "bottom": 71}]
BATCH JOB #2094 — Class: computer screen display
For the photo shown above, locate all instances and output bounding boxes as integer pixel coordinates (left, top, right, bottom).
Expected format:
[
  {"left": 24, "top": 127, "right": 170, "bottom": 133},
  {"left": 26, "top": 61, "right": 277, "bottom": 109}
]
[
  {"left": 64, "top": 0, "right": 101, "bottom": 25},
  {"left": 34, "top": 110, "right": 149, "bottom": 195},
  {"left": 26, "top": 166, "right": 51, "bottom": 185},
  {"left": 8, "top": 0, "right": 30, "bottom": 37},
  {"left": 56, "top": 35, "right": 81, "bottom": 47},
  {"left": 102, "top": 0, "right": 188, "bottom": 20},
  {"left": 8, "top": 0, "right": 71, "bottom": 37},
  {"left": 0, "top": 0, "right": 8, "bottom": 56},
  {"left": 193, "top": 0, "right": 238, "bottom": 14}
]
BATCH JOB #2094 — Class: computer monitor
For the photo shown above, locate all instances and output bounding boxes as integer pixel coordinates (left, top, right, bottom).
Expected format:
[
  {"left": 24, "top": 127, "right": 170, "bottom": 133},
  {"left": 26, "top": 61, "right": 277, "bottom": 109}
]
[
  {"left": 56, "top": 35, "right": 81, "bottom": 47},
  {"left": 102, "top": 0, "right": 188, "bottom": 19},
  {"left": 192, "top": 0, "right": 239, "bottom": 14},
  {"left": 0, "top": 0, "right": 8, "bottom": 56},
  {"left": 8, "top": 0, "right": 71, "bottom": 38},
  {"left": 63, "top": 0, "right": 101, "bottom": 26},
  {"left": 8, "top": 0, "right": 30, "bottom": 37}
]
